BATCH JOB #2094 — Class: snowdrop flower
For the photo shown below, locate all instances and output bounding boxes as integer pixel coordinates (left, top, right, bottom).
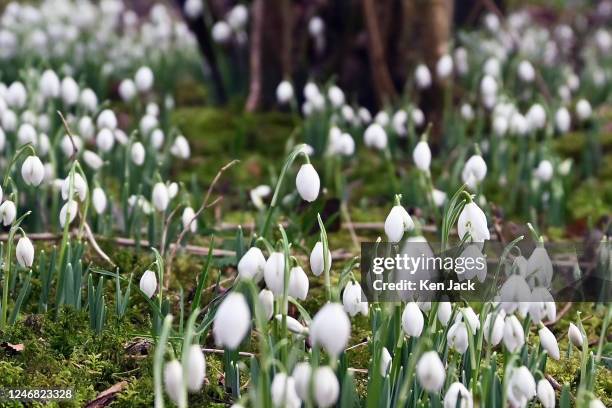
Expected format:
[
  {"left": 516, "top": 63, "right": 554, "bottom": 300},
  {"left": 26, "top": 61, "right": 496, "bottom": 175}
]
[
  {"left": 131, "top": 142, "right": 146, "bottom": 166},
  {"left": 97, "top": 109, "right": 117, "bottom": 130},
  {"left": 7, "top": 82, "right": 27, "bottom": 108},
  {"left": 510, "top": 112, "right": 529, "bottom": 136},
  {"left": 139, "top": 270, "right": 157, "bottom": 298},
  {"left": 259, "top": 289, "right": 274, "bottom": 320},
  {"left": 527, "top": 104, "right": 546, "bottom": 131},
  {"left": 288, "top": 266, "right": 309, "bottom": 300},
  {"left": 461, "top": 103, "right": 474, "bottom": 121},
  {"left": 83, "top": 150, "right": 104, "bottom": 170},
  {"left": 461, "top": 155, "right": 487, "bottom": 190},
  {"left": 432, "top": 189, "right": 447, "bottom": 207},
  {"left": 539, "top": 326, "right": 560, "bottom": 360},
  {"left": 170, "top": 135, "right": 191, "bottom": 159},
  {"left": 293, "top": 362, "right": 312, "bottom": 400},
  {"left": 40, "top": 69, "right": 60, "bottom": 99},
  {"left": 413, "top": 140, "right": 432, "bottom": 171},
  {"left": 364, "top": 123, "right": 388, "bottom": 150},
  {"left": 61, "top": 173, "right": 87, "bottom": 201},
  {"left": 534, "top": 160, "right": 553, "bottom": 182},
  {"left": 80, "top": 88, "right": 98, "bottom": 112},
  {"left": 96, "top": 128, "right": 115, "bottom": 153},
  {"left": 135, "top": 66, "right": 154, "bottom": 92},
  {"left": 590, "top": 400, "right": 605, "bottom": 408},
  {"left": 308, "top": 16, "right": 325, "bottom": 38},
  {"left": 0, "top": 129, "right": 5, "bottom": 151},
  {"left": 484, "top": 57, "right": 501, "bottom": 78},
  {"left": 454, "top": 47, "right": 469, "bottom": 75},
  {"left": 140, "top": 114, "right": 159, "bottom": 136},
  {"left": 0, "top": 200, "right": 16, "bottom": 226},
  {"left": 92, "top": 187, "right": 107, "bottom": 214},
  {"left": 152, "top": 182, "right": 169, "bottom": 212},
  {"left": 415, "top": 64, "right": 432, "bottom": 89},
  {"left": 21, "top": 156, "right": 44, "bottom": 186},
  {"left": 2, "top": 110, "right": 17, "bottom": 132},
  {"left": 392, "top": 110, "right": 407, "bottom": 136},
  {"left": 264, "top": 252, "right": 285, "bottom": 295},
  {"left": 249, "top": 184, "right": 271, "bottom": 210},
  {"left": 554, "top": 107, "right": 571, "bottom": 133},
  {"left": 444, "top": 382, "right": 473, "bottom": 408},
  {"left": 385, "top": 204, "right": 414, "bottom": 242},
  {"left": 276, "top": 80, "right": 294, "bottom": 104},
  {"left": 411, "top": 108, "right": 425, "bottom": 127},
  {"left": 295, "top": 163, "right": 320, "bottom": 202},
  {"left": 150, "top": 129, "right": 165, "bottom": 150},
  {"left": 78, "top": 117, "right": 95, "bottom": 140},
  {"left": 275, "top": 315, "right": 307, "bottom": 335},
  {"left": 310, "top": 303, "right": 350, "bottom": 356},
  {"left": 517, "top": 60, "right": 535, "bottom": 82},
  {"left": 227, "top": 4, "right": 249, "bottom": 31},
  {"left": 401, "top": 302, "right": 424, "bottom": 337},
  {"left": 118, "top": 79, "right": 137, "bottom": 101},
  {"left": 310, "top": 241, "right": 331, "bottom": 277},
  {"left": 503, "top": 314, "right": 525, "bottom": 352},
  {"left": 61, "top": 77, "right": 79, "bottom": 105},
  {"left": 17, "top": 123, "right": 37, "bottom": 146},
  {"left": 480, "top": 75, "right": 498, "bottom": 97},
  {"left": 163, "top": 360, "right": 185, "bottom": 407},
  {"left": 457, "top": 200, "right": 490, "bottom": 242},
  {"left": 436, "top": 54, "right": 453, "bottom": 79},
  {"left": 375, "top": 111, "right": 390, "bottom": 127},
  {"left": 575, "top": 99, "right": 592, "bottom": 121},
  {"left": 342, "top": 281, "right": 368, "bottom": 317},
  {"left": 16, "top": 236, "right": 34, "bottom": 268},
  {"left": 483, "top": 310, "right": 505, "bottom": 345},
  {"left": 528, "top": 246, "right": 553, "bottom": 287},
  {"left": 380, "top": 347, "right": 392, "bottom": 376},
  {"left": 178, "top": 206, "right": 196, "bottom": 233},
  {"left": 568, "top": 323, "right": 584, "bottom": 348},
  {"left": 448, "top": 321, "right": 469, "bottom": 353},
  {"left": 212, "top": 21, "right": 232, "bottom": 44},
  {"left": 327, "top": 86, "right": 345, "bottom": 108},
  {"left": 499, "top": 275, "right": 531, "bottom": 313},
  {"left": 184, "top": 0, "right": 203, "bottom": 19},
  {"left": 416, "top": 351, "right": 445, "bottom": 392},
  {"left": 314, "top": 366, "right": 339, "bottom": 408},
  {"left": 185, "top": 344, "right": 206, "bottom": 392},
  {"left": 507, "top": 366, "right": 536, "bottom": 407},
  {"left": 213, "top": 292, "right": 251, "bottom": 349},
  {"left": 437, "top": 302, "right": 452, "bottom": 326},
  {"left": 271, "top": 373, "right": 301, "bottom": 408},
  {"left": 59, "top": 200, "right": 78, "bottom": 227},
  {"left": 537, "top": 379, "right": 555, "bottom": 408},
  {"left": 358, "top": 107, "right": 372, "bottom": 124}
]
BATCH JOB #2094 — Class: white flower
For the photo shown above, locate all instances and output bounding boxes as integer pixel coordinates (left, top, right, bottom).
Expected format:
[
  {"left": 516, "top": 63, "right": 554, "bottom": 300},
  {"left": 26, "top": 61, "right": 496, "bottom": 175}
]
[
  {"left": 152, "top": 182, "right": 169, "bottom": 212},
  {"left": 527, "top": 246, "right": 553, "bottom": 287},
  {"left": 432, "top": 189, "right": 447, "bottom": 207},
  {"left": 140, "top": 114, "right": 159, "bottom": 136},
  {"left": 238, "top": 247, "right": 266, "bottom": 281},
  {"left": 568, "top": 323, "right": 584, "bottom": 348},
  {"left": 437, "top": 302, "right": 452, "bottom": 326},
  {"left": 6, "top": 82, "right": 26, "bottom": 108},
  {"left": 60, "top": 134, "right": 82, "bottom": 157},
  {"left": 590, "top": 399, "right": 605, "bottom": 408},
  {"left": 293, "top": 362, "right": 312, "bottom": 400},
  {"left": 83, "top": 151, "right": 104, "bottom": 170},
  {"left": 342, "top": 281, "right": 368, "bottom": 317},
  {"left": 527, "top": 104, "right": 546, "bottom": 131},
  {"left": 413, "top": 140, "right": 432, "bottom": 171},
  {"left": 227, "top": 4, "right": 249, "bottom": 31},
  {"left": 483, "top": 310, "right": 505, "bottom": 345},
  {"left": 539, "top": 326, "right": 560, "bottom": 360},
  {"left": 80, "top": 89, "right": 98, "bottom": 112},
  {"left": 480, "top": 75, "right": 498, "bottom": 96},
  {"left": 180, "top": 207, "right": 196, "bottom": 233},
  {"left": 444, "top": 382, "right": 473, "bottom": 408},
  {"left": 60, "top": 200, "right": 78, "bottom": 227},
  {"left": 295, "top": 163, "right": 320, "bottom": 202},
  {"left": 264, "top": 252, "right": 285, "bottom": 295},
  {"left": 416, "top": 351, "right": 446, "bottom": 392},
  {"left": 258, "top": 289, "right": 274, "bottom": 320},
  {"left": 457, "top": 201, "right": 490, "bottom": 242},
  {"left": 0, "top": 200, "right": 16, "bottom": 226},
  {"left": 139, "top": 270, "right": 157, "bottom": 298},
  {"left": 275, "top": 315, "right": 306, "bottom": 335},
  {"left": 61, "top": 77, "right": 79, "bottom": 106},
  {"left": 163, "top": 360, "right": 185, "bottom": 407},
  {"left": 447, "top": 321, "right": 469, "bottom": 353},
  {"left": 131, "top": 142, "right": 146, "bottom": 166},
  {"left": 97, "top": 109, "right": 118, "bottom": 130},
  {"left": 17, "top": 123, "right": 37, "bottom": 146},
  {"left": 380, "top": 347, "right": 392, "bottom": 376},
  {"left": 454, "top": 47, "right": 469, "bottom": 75},
  {"left": 392, "top": 110, "right": 407, "bottom": 135},
  {"left": 385, "top": 205, "right": 414, "bottom": 242},
  {"left": 40, "top": 69, "right": 60, "bottom": 99},
  {"left": 276, "top": 81, "right": 294, "bottom": 104},
  {"left": 537, "top": 379, "right": 555, "bottom": 408},
  {"left": 401, "top": 302, "right": 424, "bottom": 337},
  {"left": 554, "top": 107, "right": 571, "bottom": 133},
  {"left": 170, "top": 135, "right": 191, "bottom": 159},
  {"left": 150, "top": 129, "right": 165, "bottom": 150},
  {"left": 271, "top": 373, "right": 301, "bottom": 408},
  {"left": 436, "top": 54, "right": 453, "bottom": 79},
  {"left": 288, "top": 266, "right": 309, "bottom": 300},
  {"left": 61, "top": 173, "right": 87, "bottom": 201},
  {"left": 462, "top": 155, "right": 487, "bottom": 190},
  {"left": 184, "top": 0, "right": 203, "bottom": 19},
  {"left": 364, "top": 123, "right": 388, "bottom": 150},
  {"left": 16, "top": 237, "right": 34, "bottom": 268},
  {"left": 96, "top": 128, "right": 115, "bottom": 153},
  {"left": 510, "top": 112, "right": 529, "bottom": 136},
  {"left": 415, "top": 64, "right": 432, "bottom": 89},
  {"left": 310, "top": 303, "right": 350, "bottom": 356},
  {"left": 21, "top": 156, "right": 44, "bottom": 186},
  {"left": 92, "top": 188, "right": 107, "bottom": 214},
  {"left": 212, "top": 21, "right": 232, "bottom": 44},
  {"left": 308, "top": 16, "right": 324, "bottom": 37},
  {"left": 503, "top": 314, "right": 525, "bottom": 352},
  {"left": 310, "top": 242, "right": 331, "bottom": 277},
  {"left": 534, "top": 160, "right": 553, "bottom": 182},
  {"left": 119, "top": 79, "right": 137, "bottom": 101},
  {"left": 2, "top": 110, "right": 17, "bottom": 132},
  {"left": 461, "top": 103, "right": 474, "bottom": 121},
  {"left": 358, "top": 107, "right": 372, "bottom": 124},
  {"left": 575, "top": 99, "right": 592, "bottom": 121},
  {"left": 327, "top": 85, "right": 345, "bottom": 108},
  {"left": 484, "top": 57, "right": 501, "bottom": 78},
  {"left": 185, "top": 344, "right": 206, "bottom": 392},
  {"left": 314, "top": 366, "right": 339, "bottom": 408},
  {"left": 507, "top": 366, "right": 536, "bottom": 408},
  {"left": 517, "top": 60, "right": 535, "bottom": 82},
  {"left": 213, "top": 292, "right": 251, "bottom": 349},
  {"left": 135, "top": 66, "right": 154, "bottom": 92}
]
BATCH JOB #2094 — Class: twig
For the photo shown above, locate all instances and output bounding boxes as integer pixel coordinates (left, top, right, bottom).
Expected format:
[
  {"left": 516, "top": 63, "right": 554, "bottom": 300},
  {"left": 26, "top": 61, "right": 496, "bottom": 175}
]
[
  {"left": 57, "top": 111, "right": 79, "bottom": 160},
  {"left": 201, "top": 347, "right": 254, "bottom": 358},
  {"left": 83, "top": 221, "right": 116, "bottom": 267},
  {"left": 546, "top": 302, "right": 573, "bottom": 327},
  {"left": 545, "top": 374, "right": 575, "bottom": 401}
]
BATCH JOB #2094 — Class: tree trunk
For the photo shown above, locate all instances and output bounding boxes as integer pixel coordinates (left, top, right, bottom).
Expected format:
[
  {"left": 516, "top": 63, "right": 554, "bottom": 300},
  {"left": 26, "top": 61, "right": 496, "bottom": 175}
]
[{"left": 245, "top": 0, "right": 264, "bottom": 111}]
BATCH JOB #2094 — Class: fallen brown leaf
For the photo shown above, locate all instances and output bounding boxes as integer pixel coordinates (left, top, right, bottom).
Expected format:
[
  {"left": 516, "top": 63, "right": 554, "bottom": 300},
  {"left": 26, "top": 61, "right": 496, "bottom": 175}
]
[{"left": 85, "top": 381, "right": 128, "bottom": 408}]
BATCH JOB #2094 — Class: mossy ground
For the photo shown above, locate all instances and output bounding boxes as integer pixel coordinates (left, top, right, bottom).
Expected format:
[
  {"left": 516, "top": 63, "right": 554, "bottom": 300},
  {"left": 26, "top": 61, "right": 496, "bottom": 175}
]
[{"left": 1, "top": 106, "right": 611, "bottom": 406}]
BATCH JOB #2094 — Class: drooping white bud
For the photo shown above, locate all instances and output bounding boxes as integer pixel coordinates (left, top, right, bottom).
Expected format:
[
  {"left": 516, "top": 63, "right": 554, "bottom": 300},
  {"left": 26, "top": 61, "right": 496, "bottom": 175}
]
[
  {"left": 131, "top": 142, "right": 146, "bottom": 166},
  {"left": 575, "top": 99, "right": 592, "bottom": 121},
  {"left": 270, "top": 373, "right": 301, "bottom": 408},
  {"left": 118, "top": 79, "right": 137, "bottom": 101},
  {"left": 385, "top": 205, "right": 414, "bottom": 243},
  {"left": 554, "top": 107, "right": 571, "bottom": 133},
  {"left": 21, "top": 156, "right": 44, "bottom": 186},
  {"left": 83, "top": 150, "right": 104, "bottom": 170},
  {"left": 264, "top": 252, "right": 285, "bottom": 295},
  {"left": 517, "top": 60, "right": 535, "bottom": 82},
  {"left": 537, "top": 379, "right": 555, "bottom": 408},
  {"left": 401, "top": 302, "right": 424, "bottom": 337},
  {"left": 534, "top": 160, "right": 554, "bottom": 182},
  {"left": 97, "top": 109, "right": 118, "bottom": 130},
  {"left": 457, "top": 201, "right": 490, "bottom": 242},
  {"left": 96, "top": 128, "right": 115, "bottom": 153},
  {"left": 436, "top": 54, "right": 453, "bottom": 79},
  {"left": 185, "top": 344, "right": 206, "bottom": 392},
  {"left": 415, "top": 64, "right": 432, "bottom": 89},
  {"left": 139, "top": 270, "right": 157, "bottom": 298},
  {"left": 416, "top": 351, "right": 446, "bottom": 392},
  {"left": 276, "top": 80, "right": 294, "bottom": 104},
  {"left": 151, "top": 182, "right": 169, "bottom": 212},
  {"left": 0, "top": 200, "right": 16, "bottom": 226},
  {"left": 79, "top": 88, "right": 98, "bottom": 112},
  {"left": 212, "top": 21, "right": 232, "bottom": 44},
  {"left": 238, "top": 247, "right": 266, "bottom": 281},
  {"left": 40, "top": 69, "right": 60, "bottom": 99},
  {"left": 170, "top": 135, "right": 191, "bottom": 159},
  {"left": 213, "top": 292, "right": 251, "bottom": 349},
  {"left": 134, "top": 66, "right": 154, "bottom": 93},
  {"left": 309, "top": 303, "right": 350, "bottom": 356},
  {"left": 507, "top": 366, "right": 536, "bottom": 407},
  {"left": 568, "top": 323, "right": 584, "bottom": 348},
  {"left": 313, "top": 366, "right": 339, "bottom": 408},
  {"left": 16, "top": 236, "right": 35, "bottom": 268},
  {"left": 258, "top": 289, "right": 274, "bottom": 320},
  {"left": 503, "top": 314, "right": 525, "bottom": 352},
  {"left": 92, "top": 187, "right": 107, "bottom": 215},
  {"left": 342, "top": 281, "right": 368, "bottom": 317},
  {"left": 310, "top": 241, "right": 331, "bottom": 277},
  {"left": 413, "top": 140, "right": 432, "bottom": 171},
  {"left": 163, "top": 360, "right": 185, "bottom": 407},
  {"left": 364, "top": 123, "right": 388, "bottom": 150},
  {"left": 295, "top": 163, "right": 320, "bottom": 202},
  {"left": 61, "top": 77, "right": 79, "bottom": 106},
  {"left": 61, "top": 173, "right": 87, "bottom": 201},
  {"left": 538, "top": 326, "right": 560, "bottom": 360},
  {"left": 288, "top": 266, "right": 309, "bottom": 300},
  {"left": 437, "top": 301, "right": 452, "bottom": 326},
  {"left": 443, "top": 382, "right": 473, "bottom": 408}
]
